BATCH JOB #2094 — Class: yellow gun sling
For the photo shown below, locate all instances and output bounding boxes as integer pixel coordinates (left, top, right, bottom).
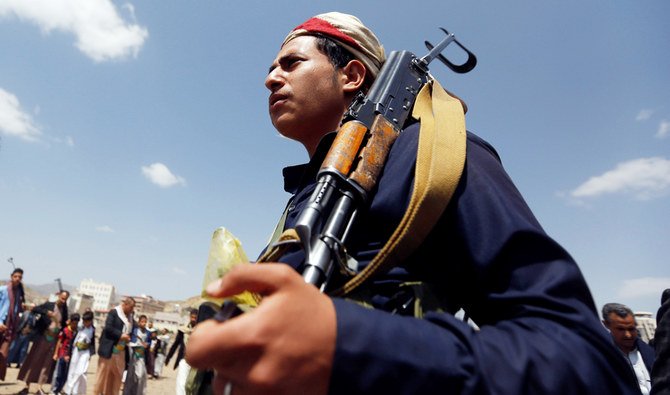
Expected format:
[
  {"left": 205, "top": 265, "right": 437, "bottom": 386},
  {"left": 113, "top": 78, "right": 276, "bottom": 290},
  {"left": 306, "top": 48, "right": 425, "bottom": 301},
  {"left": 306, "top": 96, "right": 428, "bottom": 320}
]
[{"left": 332, "top": 79, "right": 467, "bottom": 296}]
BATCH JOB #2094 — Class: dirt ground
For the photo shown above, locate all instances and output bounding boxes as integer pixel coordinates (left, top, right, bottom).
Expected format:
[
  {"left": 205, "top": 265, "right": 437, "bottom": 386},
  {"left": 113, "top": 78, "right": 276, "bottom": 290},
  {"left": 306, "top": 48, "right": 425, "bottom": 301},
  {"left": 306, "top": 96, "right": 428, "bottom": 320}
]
[{"left": 0, "top": 354, "right": 178, "bottom": 394}]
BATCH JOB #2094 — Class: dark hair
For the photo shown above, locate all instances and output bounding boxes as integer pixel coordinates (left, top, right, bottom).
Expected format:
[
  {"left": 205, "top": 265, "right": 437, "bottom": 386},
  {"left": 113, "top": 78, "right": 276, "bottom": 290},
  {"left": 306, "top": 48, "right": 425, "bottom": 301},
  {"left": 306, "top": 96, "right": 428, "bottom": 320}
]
[
  {"left": 138, "top": 314, "right": 148, "bottom": 321},
  {"left": 314, "top": 34, "right": 355, "bottom": 69},
  {"left": 82, "top": 311, "right": 94, "bottom": 321},
  {"left": 662, "top": 288, "right": 670, "bottom": 305},
  {"left": 70, "top": 313, "right": 81, "bottom": 322},
  {"left": 313, "top": 34, "right": 373, "bottom": 91},
  {"left": 601, "top": 303, "right": 634, "bottom": 322},
  {"left": 11, "top": 268, "right": 23, "bottom": 276}
]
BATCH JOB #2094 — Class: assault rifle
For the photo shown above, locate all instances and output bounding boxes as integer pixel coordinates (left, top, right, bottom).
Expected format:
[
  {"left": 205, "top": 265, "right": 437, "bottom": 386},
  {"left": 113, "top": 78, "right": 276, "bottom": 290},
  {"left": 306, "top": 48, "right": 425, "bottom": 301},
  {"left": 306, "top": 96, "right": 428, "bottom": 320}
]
[
  {"left": 298, "top": 28, "right": 476, "bottom": 290},
  {"left": 214, "top": 29, "right": 476, "bottom": 323}
]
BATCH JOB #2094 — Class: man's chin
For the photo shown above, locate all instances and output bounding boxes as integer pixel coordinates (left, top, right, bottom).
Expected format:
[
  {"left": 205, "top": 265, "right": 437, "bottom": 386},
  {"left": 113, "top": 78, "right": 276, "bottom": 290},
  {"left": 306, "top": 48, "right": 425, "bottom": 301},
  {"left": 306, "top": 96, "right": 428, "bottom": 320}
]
[{"left": 273, "top": 120, "right": 301, "bottom": 140}]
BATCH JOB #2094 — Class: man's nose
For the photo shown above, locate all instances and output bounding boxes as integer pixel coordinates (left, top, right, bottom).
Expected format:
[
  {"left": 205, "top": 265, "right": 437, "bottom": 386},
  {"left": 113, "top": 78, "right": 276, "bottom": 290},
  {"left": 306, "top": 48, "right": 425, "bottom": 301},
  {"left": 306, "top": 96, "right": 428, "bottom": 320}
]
[{"left": 265, "top": 68, "right": 284, "bottom": 91}]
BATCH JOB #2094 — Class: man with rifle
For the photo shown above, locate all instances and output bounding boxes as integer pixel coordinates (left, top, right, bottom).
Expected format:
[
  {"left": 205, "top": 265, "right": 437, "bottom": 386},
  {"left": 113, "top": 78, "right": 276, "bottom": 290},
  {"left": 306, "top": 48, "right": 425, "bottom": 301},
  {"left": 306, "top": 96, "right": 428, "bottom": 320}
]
[{"left": 186, "top": 12, "right": 639, "bottom": 394}]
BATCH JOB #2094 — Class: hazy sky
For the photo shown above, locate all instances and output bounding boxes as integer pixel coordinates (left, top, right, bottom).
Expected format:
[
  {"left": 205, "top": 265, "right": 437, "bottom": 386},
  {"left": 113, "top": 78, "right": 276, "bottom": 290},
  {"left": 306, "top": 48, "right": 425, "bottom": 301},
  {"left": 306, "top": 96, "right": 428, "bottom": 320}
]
[{"left": 1, "top": 1, "right": 668, "bottom": 315}]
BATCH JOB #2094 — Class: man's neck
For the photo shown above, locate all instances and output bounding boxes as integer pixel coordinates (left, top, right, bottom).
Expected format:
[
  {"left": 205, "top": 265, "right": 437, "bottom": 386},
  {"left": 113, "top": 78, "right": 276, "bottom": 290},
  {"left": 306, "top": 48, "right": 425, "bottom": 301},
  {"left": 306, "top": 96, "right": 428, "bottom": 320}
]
[{"left": 619, "top": 344, "right": 636, "bottom": 354}]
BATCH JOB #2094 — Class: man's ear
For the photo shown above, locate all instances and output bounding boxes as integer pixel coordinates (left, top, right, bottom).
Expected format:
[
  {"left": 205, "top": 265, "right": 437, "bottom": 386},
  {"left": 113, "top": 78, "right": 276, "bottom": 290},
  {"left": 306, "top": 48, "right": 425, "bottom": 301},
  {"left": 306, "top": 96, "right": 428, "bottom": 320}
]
[{"left": 341, "top": 59, "right": 366, "bottom": 94}]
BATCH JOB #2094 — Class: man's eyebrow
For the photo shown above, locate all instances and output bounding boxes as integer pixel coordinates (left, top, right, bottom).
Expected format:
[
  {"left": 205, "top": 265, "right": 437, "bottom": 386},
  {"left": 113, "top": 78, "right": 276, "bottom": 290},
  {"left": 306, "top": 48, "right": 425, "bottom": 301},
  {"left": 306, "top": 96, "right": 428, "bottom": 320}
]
[{"left": 268, "top": 52, "right": 303, "bottom": 74}]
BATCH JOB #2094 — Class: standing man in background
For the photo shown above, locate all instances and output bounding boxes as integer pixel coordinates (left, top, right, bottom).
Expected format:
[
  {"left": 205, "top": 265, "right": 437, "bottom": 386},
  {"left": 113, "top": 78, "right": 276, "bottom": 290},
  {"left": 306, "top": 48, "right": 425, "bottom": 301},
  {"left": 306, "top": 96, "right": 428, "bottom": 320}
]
[
  {"left": 602, "top": 302, "right": 655, "bottom": 394},
  {"left": 17, "top": 290, "right": 69, "bottom": 395},
  {"left": 166, "top": 309, "right": 197, "bottom": 395},
  {"left": 0, "top": 267, "right": 25, "bottom": 381},
  {"left": 652, "top": 289, "right": 670, "bottom": 395},
  {"left": 94, "top": 297, "right": 135, "bottom": 395}
]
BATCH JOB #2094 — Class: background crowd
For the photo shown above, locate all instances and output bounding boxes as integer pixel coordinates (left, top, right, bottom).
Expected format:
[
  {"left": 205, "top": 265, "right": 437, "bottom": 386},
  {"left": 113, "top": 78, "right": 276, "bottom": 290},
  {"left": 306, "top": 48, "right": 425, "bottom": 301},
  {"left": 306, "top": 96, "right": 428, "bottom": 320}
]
[
  {"left": 0, "top": 269, "right": 189, "bottom": 395},
  {"left": 0, "top": 269, "right": 667, "bottom": 394}
]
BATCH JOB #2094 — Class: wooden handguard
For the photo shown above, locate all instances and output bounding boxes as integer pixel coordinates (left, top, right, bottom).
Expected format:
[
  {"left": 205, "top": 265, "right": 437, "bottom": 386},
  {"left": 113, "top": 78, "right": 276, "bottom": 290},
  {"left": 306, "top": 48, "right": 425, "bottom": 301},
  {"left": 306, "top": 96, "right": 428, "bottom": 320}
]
[
  {"left": 320, "top": 120, "right": 368, "bottom": 177},
  {"left": 321, "top": 116, "right": 400, "bottom": 194},
  {"left": 349, "top": 115, "right": 400, "bottom": 193}
]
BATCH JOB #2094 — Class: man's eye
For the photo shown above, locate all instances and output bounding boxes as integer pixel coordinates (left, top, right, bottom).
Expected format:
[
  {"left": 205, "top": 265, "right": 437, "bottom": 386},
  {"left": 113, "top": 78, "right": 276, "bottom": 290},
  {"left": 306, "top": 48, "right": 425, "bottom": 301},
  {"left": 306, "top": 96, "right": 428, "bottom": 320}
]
[{"left": 286, "top": 58, "right": 301, "bottom": 68}]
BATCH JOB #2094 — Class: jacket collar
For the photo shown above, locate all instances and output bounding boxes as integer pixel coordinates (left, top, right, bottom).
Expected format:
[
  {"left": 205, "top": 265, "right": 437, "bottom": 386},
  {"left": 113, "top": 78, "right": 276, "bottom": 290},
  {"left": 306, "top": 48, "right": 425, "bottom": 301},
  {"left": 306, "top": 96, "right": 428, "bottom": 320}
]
[{"left": 282, "top": 132, "right": 337, "bottom": 194}]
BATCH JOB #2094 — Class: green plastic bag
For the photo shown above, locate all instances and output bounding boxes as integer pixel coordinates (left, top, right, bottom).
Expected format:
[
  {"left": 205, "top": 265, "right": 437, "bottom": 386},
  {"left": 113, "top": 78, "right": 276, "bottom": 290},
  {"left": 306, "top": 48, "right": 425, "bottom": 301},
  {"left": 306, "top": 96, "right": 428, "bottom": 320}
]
[{"left": 200, "top": 227, "right": 259, "bottom": 309}]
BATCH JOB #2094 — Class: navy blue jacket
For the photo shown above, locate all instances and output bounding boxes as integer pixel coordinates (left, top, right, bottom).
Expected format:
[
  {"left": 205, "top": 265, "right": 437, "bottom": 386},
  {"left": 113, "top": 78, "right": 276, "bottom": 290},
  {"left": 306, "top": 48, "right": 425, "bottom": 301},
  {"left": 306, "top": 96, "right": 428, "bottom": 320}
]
[
  {"left": 277, "top": 124, "right": 639, "bottom": 394},
  {"left": 98, "top": 308, "right": 127, "bottom": 359},
  {"left": 652, "top": 289, "right": 670, "bottom": 395}
]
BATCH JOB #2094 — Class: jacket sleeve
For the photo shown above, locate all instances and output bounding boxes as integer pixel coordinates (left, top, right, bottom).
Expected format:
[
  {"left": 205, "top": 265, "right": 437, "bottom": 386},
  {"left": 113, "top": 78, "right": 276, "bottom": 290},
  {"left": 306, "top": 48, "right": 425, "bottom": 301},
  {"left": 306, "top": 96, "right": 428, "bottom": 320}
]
[
  {"left": 0, "top": 287, "right": 8, "bottom": 323},
  {"left": 102, "top": 310, "right": 123, "bottom": 344},
  {"left": 31, "top": 302, "right": 54, "bottom": 334},
  {"left": 652, "top": 291, "right": 670, "bottom": 395},
  {"left": 61, "top": 305, "right": 68, "bottom": 329},
  {"left": 90, "top": 326, "right": 97, "bottom": 355},
  {"left": 31, "top": 302, "right": 52, "bottom": 316},
  {"left": 128, "top": 327, "right": 139, "bottom": 346},
  {"left": 327, "top": 130, "right": 639, "bottom": 395},
  {"left": 166, "top": 330, "right": 183, "bottom": 362}
]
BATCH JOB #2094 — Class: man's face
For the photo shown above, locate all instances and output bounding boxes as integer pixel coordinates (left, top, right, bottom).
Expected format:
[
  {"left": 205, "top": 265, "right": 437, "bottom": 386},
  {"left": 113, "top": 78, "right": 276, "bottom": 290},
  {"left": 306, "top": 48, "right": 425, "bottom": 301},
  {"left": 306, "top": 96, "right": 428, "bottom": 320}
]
[
  {"left": 604, "top": 313, "right": 637, "bottom": 353},
  {"left": 190, "top": 312, "right": 198, "bottom": 325},
  {"left": 122, "top": 301, "right": 135, "bottom": 315},
  {"left": 83, "top": 319, "right": 93, "bottom": 328},
  {"left": 139, "top": 317, "right": 147, "bottom": 329},
  {"left": 10, "top": 272, "right": 22, "bottom": 286},
  {"left": 57, "top": 291, "right": 69, "bottom": 305},
  {"left": 265, "top": 36, "right": 349, "bottom": 150}
]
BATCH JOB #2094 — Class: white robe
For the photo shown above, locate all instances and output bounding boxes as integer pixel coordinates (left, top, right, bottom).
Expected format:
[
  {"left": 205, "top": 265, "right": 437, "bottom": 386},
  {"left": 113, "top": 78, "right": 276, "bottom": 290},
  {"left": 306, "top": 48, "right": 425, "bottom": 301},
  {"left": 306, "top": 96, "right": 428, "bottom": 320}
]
[
  {"left": 153, "top": 334, "right": 170, "bottom": 377},
  {"left": 63, "top": 325, "right": 95, "bottom": 395},
  {"left": 175, "top": 358, "right": 191, "bottom": 395}
]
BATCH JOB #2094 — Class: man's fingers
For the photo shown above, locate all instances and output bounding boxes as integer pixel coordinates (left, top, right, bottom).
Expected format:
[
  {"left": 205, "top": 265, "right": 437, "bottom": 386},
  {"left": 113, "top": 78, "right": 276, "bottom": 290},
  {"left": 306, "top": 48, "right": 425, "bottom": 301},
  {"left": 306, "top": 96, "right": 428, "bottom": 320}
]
[
  {"left": 185, "top": 315, "right": 257, "bottom": 373},
  {"left": 205, "top": 263, "right": 301, "bottom": 298},
  {"left": 185, "top": 320, "right": 222, "bottom": 369}
]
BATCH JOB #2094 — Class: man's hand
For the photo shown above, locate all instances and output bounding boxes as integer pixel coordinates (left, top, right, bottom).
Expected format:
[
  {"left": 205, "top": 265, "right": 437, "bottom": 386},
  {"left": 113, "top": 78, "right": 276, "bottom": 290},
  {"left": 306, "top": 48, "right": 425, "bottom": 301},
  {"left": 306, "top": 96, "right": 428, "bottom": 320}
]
[
  {"left": 120, "top": 333, "right": 131, "bottom": 342},
  {"left": 0, "top": 324, "right": 6, "bottom": 333},
  {"left": 186, "top": 263, "right": 336, "bottom": 395}
]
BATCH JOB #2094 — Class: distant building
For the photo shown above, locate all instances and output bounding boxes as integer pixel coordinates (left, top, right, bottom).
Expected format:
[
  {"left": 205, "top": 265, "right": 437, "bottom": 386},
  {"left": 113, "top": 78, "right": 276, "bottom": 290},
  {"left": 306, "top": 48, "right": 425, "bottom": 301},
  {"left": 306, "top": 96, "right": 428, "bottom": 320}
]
[
  {"left": 152, "top": 311, "right": 183, "bottom": 333},
  {"left": 78, "top": 279, "right": 117, "bottom": 311},
  {"left": 132, "top": 294, "right": 166, "bottom": 316},
  {"left": 93, "top": 309, "right": 110, "bottom": 333},
  {"left": 68, "top": 293, "right": 95, "bottom": 314},
  {"left": 635, "top": 311, "right": 657, "bottom": 343}
]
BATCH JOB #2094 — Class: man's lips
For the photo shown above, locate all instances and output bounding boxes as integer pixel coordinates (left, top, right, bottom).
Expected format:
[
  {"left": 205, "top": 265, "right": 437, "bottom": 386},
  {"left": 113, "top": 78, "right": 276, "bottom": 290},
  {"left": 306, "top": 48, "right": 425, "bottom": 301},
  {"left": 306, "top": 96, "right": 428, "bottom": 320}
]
[{"left": 269, "top": 93, "right": 288, "bottom": 108}]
